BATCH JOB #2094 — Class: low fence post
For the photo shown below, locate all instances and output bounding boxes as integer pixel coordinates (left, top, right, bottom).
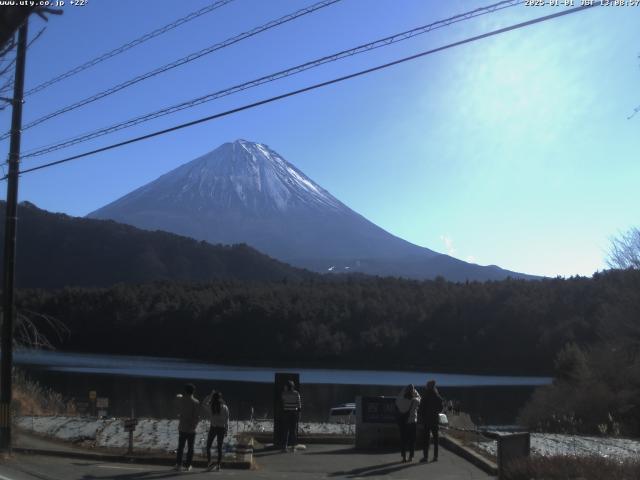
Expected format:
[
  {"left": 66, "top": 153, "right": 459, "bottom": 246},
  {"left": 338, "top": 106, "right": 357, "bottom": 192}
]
[
  {"left": 123, "top": 416, "right": 138, "bottom": 455},
  {"left": 497, "top": 432, "right": 530, "bottom": 480}
]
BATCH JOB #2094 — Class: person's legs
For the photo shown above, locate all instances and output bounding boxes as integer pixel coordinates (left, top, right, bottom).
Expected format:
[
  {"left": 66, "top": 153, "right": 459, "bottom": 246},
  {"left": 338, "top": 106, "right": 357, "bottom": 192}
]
[
  {"left": 432, "top": 424, "right": 439, "bottom": 460},
  {"left": 185, "top": 432, "right": 195, "bottom": 468},
  {"left": 206, "top": 428, "right": 215, "bottom": 465},
  {"left": 281, "top": 413, "right": 290, "bottom": 450},
  {"left": 215, "top": 427, "right": 225, "bottom": 465},
  {"left": 176, "top": 431, "right": 186, "bottom": 467},
  {"left": 422, "top": 423, "right": 431, "bottom": 460},
  {"left": 283, "top": 411, "right": 296, "bottom": 450},
  {"left": 408, "top": 423, "right": 416, "bottom": 460},
  {"left": 290, "top": 412, "right": 298, "bottom": 448},
  {"left": 399, "top": 423, "right": 407, "bottom": 461},
  {"left": 282, "top": 417, "right": 289, "bottom": 450}
]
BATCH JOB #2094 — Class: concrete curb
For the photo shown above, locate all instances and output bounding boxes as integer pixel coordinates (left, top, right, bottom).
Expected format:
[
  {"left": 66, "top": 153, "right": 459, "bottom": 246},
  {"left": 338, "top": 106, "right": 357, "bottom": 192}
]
[
  {"left": 250, "top": 430, "right": 497, "bottom": 476},
  {"left": 11, "top": 446, "right": 253, "bottom": 469},
  {"left": 249, "top": 430, "right": 496, "bottom": 476},
  {"left": 441, "top": 434, "right": 498, "bottom": 476}
]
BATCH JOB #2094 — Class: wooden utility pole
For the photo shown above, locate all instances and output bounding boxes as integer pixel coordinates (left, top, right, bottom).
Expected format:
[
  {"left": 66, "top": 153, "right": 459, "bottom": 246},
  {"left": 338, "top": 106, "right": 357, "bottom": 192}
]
[{"left": 0, "top": 19, "right": 28, "bottom": 452}]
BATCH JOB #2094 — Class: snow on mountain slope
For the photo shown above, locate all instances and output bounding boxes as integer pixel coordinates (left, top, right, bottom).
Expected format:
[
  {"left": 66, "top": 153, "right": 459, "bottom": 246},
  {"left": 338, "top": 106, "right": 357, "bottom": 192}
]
[{"left": 106, "top": 140, "right": 345, "bottom": 215}]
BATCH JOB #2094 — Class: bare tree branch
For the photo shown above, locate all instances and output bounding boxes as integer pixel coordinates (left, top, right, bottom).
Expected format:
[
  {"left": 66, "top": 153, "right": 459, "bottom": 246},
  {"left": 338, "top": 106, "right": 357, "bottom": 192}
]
[
  {"left": 629, "top": 53, "right": 640, "bottom": 120},
  {"left": 607, "top": 227, "right": 640, "bottom": 270},
  {"left": 0, "top": 37, "right": 15, "bottom": 59},
  {"left": 13, "top": 309, "right": 69, "bottom": 350}
]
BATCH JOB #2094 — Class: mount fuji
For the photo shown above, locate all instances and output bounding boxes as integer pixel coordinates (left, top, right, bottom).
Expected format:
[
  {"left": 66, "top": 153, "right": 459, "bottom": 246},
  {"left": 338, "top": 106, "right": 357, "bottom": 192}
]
[{"left": 88, "top": 140, "right": 534, "bottom": 281}]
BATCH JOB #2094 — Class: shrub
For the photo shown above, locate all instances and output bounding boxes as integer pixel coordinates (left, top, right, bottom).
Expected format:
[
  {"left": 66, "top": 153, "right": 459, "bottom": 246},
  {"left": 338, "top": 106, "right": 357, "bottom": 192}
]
[
  {"left": 504, "top": 455, "right": 640, "bottom": 480},
  {"left": 518, "top": 342, "right": 640, "bottom": 436}
]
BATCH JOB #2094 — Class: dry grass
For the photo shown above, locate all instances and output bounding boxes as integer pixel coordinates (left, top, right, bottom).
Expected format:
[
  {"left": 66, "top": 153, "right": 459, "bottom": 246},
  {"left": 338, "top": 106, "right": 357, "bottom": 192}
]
[
  {"left": 504, "top": 455, "right": 640, "bottom": 480},
  {"left": 12, "top": 369, "right": 75, "bottom": 416}
]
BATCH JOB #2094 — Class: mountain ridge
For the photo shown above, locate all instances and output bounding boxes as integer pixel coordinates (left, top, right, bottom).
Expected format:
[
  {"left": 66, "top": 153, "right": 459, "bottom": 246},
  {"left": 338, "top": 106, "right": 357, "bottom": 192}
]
[{"left": 0, "top": 201, "right": 311, "bottom": 289}]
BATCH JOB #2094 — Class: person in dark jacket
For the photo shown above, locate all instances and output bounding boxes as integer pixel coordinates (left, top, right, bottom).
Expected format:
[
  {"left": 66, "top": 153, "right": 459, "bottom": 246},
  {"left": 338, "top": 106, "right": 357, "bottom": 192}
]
[
  {"left": 175, "top": 383, "right": 200, "bottom": 472},
  {"left": 281, "top": 380, "right": 301, "bottom": 452},
  {"left": 420, "top": 379, "right": 443, "bottom": 462}
]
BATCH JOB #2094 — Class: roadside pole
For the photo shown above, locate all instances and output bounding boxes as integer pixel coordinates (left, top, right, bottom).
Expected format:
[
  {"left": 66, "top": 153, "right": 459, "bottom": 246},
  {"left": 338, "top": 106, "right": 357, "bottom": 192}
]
[
  {"left": 124, "top": 415, "right": 138, "bottom": 455},
  {"left": 0, "top": 19, "right": 29, "bottom": 452}
]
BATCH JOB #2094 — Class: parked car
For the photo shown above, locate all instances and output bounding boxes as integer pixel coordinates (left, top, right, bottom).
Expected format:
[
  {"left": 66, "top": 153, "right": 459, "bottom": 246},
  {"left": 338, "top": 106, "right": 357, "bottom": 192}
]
[
  {"left": 329, "top": 403, "right": 356, "bottom": 423},
  {"left": 439, "top": 413, "right": 449, "bottom": 426}
]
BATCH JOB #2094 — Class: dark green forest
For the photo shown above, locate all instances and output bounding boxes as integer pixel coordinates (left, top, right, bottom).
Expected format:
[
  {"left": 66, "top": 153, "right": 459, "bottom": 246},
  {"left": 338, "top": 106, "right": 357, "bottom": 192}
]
[
  {"left": 0, "top": 202, "right": 310, "bottom": 288},
  {"left": 16, "top": 269, "right": 640, "bottom": 377}
]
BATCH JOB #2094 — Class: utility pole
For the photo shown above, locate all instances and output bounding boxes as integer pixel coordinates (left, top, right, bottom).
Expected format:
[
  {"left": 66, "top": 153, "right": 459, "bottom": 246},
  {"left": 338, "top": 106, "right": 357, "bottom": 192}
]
[{"left": 0, "top": 19, "right": 28, "bottom": 452}]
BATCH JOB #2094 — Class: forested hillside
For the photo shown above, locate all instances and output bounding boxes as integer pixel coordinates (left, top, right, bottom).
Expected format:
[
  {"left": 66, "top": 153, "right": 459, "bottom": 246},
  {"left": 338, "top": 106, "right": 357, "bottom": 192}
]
[
  {"left": 17, "top": 269, "right": 640, "bottom": 375},
  {"left": 0, "top": 201, "right": 310, "bottom": 288}
]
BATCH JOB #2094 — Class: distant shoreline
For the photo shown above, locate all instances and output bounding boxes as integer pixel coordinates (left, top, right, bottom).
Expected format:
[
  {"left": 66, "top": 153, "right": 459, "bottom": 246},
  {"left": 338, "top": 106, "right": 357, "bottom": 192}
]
[{"left": 15, "top": 349, "right": 552, "bottom": 387}]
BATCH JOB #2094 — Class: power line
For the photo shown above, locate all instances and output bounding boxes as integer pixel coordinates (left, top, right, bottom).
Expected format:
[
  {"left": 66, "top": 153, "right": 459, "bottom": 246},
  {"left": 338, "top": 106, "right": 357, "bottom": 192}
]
[
  {"left": 23, "top": 0, "right": 236, "bottom": 97},
  {"left": 21, "top": 0, "right": 523, "bottom": 159},
  {"left": 2, "top": 0, "right": 343, "bottom": 141},
  {"left": 10, "top": 3, "right": 598, "bottom": 180}
]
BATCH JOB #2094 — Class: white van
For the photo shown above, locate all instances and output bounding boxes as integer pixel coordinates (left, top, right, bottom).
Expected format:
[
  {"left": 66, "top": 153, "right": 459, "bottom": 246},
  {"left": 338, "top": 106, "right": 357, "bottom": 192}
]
[{"left": 329, "top": 403, "right": 356, "bottom": 423}]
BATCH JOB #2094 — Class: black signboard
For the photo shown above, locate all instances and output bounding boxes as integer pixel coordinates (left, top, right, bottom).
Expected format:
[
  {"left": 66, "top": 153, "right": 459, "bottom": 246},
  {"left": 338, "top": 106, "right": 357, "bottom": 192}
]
[
  {"left": 75, "top": 400, "right": 89, "bottom": 415},
  {"left": 498, "top": 433, "right": 531, "bottom": 480},
  {"left": 123, "top": 418, "right": 138, "bottom": 432},
  {"left": 361, "top": 396, "right": 397, "bottom": 424}
]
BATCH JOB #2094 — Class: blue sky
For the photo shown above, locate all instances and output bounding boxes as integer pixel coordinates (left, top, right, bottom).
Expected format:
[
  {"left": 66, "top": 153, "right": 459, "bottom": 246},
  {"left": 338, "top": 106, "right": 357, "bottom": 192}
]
[{"left": 0, "top": 0, "right": 638, "bottom": 278}]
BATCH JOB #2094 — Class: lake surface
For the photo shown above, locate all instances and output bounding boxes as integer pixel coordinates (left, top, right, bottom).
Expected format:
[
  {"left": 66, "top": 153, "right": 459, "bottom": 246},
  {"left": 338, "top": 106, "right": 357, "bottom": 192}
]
[{"left": 15, "top": 350, "right": 551, "bottom": 424}]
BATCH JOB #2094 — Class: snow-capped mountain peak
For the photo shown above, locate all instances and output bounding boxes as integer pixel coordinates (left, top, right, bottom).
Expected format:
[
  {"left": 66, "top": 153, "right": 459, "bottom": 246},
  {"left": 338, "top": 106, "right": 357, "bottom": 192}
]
[{"left": 127, "top": 140, "right": 345, "bottom": 214}]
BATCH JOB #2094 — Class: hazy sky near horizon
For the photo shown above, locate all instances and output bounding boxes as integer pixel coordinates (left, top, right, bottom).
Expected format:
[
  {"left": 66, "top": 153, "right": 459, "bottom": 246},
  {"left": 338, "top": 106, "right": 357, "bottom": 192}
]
[{"left": 0, "top": 0, "right": 638, "bottom": 278}]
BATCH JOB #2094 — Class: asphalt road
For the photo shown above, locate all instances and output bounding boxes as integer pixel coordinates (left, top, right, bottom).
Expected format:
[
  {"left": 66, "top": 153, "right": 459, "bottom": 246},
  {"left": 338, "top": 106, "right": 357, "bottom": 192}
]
[{"left": 0, "top": 444, "right": 492, "bottom": 479}]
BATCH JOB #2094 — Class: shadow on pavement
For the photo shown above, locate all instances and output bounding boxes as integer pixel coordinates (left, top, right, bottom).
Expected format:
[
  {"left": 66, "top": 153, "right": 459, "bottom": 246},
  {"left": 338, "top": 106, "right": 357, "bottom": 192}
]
[
  {"left": 305, "top": 447, "right": 397, "bottom": 456},
  {"left": 254, "top": 447, "right": 289, "bottom": 458},
  {"left": 80, "top": 470, "right": 177, "bottom": 480},
  {"left": 329, "top": 461, "right": 417, "bottom": 478}
]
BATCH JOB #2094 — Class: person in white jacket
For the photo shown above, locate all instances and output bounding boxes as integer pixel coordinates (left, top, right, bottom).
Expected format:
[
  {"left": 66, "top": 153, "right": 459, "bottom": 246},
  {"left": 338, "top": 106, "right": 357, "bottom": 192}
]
[
  {"left": 175, "top": 383, "right": 200, "bottom": 472},
  {"left": 205, "top": 391, "right": 229, "bottom": 471},
  {"left": 395, "top": 384, "right": 421, "bottom": 462}
]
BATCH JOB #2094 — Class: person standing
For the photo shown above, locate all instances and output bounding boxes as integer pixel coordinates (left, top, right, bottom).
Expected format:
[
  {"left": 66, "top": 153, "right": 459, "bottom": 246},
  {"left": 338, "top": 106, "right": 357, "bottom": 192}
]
[
  {"left": 420, "top": 379, "right": 443, "bottom": 462},
  {"left": 395, "top": 384, "right": 421, "bottom": 462},
  {"left": 281, "top": 380, "right": 301, "bottom": 452},
  {"left": 175, "top": 383, "right": 200, "bottom": 472},
  {"left": 206, "top": 391, "right": 229, "bottom": 471}
]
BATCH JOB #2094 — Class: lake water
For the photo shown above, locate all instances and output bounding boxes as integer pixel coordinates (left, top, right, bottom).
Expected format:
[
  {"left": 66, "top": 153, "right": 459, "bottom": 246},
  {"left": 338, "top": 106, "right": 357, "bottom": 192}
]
[{"left": 15, "top": 350, "right": 551, "bottom": 424}]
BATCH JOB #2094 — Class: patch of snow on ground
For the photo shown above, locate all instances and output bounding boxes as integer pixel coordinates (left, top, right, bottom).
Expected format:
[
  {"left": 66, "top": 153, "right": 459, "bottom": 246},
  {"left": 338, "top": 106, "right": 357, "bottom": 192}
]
[
  {"left": 17, "top": 417, "right": 352, "bottom": 453},
  {"left": 16, "top": 416, "right": 104, "bottom": 442},
  {"left": 476, "top": 433, "right": 640, "bottom": 459}
]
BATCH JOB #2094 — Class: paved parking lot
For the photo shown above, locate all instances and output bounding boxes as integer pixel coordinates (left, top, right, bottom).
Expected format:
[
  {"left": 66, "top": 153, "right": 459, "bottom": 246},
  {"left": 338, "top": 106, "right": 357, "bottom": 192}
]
[{"left": 0, "top": 442, "right": 491, "bottom": 479}]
